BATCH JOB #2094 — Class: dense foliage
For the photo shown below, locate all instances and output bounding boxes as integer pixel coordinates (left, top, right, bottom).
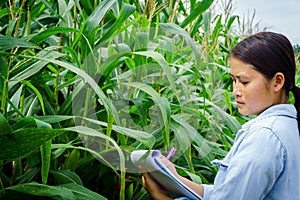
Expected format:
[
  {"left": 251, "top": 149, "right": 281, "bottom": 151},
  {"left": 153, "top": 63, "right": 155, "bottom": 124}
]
[{"left": 0, "top": 0, "right": 298, "bottom": 199}]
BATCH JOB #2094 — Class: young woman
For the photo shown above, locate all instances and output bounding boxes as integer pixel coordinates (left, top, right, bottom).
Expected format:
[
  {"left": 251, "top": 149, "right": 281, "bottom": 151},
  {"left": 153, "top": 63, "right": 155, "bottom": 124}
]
[{"left": 140, "top": 32, "right": 300, "bottom": 199}]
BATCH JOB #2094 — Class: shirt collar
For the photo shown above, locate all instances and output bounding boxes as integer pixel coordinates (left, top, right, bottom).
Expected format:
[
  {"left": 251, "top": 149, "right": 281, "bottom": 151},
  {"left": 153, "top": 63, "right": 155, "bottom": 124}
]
[{"left": 237, "top": 104, "right": 297, "bottom": 139}]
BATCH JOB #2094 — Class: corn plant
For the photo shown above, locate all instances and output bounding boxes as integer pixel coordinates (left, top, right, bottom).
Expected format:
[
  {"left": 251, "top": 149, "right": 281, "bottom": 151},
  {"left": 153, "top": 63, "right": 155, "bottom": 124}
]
[{"left": 2, "top": 0, "right": 298, "bottom": 200}]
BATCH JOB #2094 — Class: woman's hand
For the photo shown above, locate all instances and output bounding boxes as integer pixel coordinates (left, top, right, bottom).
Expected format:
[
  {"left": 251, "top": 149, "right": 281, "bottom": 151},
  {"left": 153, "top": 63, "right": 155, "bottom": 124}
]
[
  {"left": 140, "top": 155, "right": 204, "bottom": 199},
  {"left": 140, "top": 165, "right": 173, "bottom": 200},
  {"left": 139, "top": 155, "right": 176, "bottom": 200},
  {"left": 157, "top": 156, "right": 180, "bottom": 178}
]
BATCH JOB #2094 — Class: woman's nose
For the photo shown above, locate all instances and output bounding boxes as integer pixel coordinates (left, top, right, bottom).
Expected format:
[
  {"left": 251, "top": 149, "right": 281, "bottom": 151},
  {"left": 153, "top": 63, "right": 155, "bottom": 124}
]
[{"left": 233, "top": 83, "right": 242, "bottom": 97}]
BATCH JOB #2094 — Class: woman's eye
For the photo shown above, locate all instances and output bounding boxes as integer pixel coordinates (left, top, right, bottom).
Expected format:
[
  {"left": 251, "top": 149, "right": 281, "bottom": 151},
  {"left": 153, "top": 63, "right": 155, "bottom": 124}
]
[{"left": 241, "top": 81, "right": 249, "bottom": 85}]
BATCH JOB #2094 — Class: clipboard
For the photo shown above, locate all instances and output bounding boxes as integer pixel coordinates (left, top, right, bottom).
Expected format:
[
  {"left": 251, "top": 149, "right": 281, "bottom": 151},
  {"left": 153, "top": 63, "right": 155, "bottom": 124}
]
[{"left": 130, "top": 150, "right": 203, "bottom": 200}]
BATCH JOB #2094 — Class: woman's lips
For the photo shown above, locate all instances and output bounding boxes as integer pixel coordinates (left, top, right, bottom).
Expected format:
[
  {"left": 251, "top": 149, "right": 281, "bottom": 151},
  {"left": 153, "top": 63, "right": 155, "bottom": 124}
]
[{"left": 236, "top": 101, "right": 244, "bottom": 107}]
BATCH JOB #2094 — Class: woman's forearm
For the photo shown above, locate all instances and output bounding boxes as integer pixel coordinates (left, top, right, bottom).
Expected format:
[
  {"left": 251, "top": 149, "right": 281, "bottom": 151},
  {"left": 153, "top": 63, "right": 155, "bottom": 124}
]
[{"left": 178, "top": 176, "right": 204, "bottom": 197}]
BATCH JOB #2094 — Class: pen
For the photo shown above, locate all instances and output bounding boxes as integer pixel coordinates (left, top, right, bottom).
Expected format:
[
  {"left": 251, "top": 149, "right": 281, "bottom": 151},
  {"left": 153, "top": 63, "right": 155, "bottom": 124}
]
[{"left": 166, "top": 147, "right": 176, "bottom": 160}]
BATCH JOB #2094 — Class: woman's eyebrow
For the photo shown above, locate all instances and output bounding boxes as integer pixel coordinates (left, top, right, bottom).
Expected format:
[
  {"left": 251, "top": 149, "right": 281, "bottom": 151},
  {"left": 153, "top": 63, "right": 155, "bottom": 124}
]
[
  {"left": 229, "top": 73, "right": 239, "bottom": 78},
  {"left": 229, "top": 73, "right": 247, "bottom": 79}
]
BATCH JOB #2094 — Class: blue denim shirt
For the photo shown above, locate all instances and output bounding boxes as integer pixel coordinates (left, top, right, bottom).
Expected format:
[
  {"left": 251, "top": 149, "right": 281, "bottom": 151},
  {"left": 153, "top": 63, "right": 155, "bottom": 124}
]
[{"left": 177, "top": 104, "right": 300, "bottom": 200}]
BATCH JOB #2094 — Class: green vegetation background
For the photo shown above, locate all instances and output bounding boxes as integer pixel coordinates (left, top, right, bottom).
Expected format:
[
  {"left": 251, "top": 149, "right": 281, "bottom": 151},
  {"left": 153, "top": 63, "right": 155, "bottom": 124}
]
[{"left": 0, "top": 0, "right": 299, "bottom": 199}]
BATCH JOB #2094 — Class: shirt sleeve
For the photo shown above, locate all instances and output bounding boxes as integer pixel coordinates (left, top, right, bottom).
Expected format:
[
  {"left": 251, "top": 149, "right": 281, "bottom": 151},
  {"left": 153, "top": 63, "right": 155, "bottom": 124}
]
[
  {"left": 202, "top": 184, "right": 213, "bottom": 200},
  {"left": 208, "top": 127, "right": 285, "bottom": 200},
  {"left": 173, "top": 184, "right": 212, "bottom": 200}
]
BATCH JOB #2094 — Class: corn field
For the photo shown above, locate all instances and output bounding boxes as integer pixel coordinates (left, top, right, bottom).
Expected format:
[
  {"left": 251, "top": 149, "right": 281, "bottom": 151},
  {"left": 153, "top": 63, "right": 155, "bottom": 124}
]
[{"left": 0, "top": 0, "right": 299, "bottom": 199}]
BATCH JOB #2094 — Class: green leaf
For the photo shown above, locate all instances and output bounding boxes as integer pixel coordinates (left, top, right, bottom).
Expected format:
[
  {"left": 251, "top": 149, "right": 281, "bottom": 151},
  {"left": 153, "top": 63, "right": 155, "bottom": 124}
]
[
  {"left": 65, "top": 125, "right": 126, "bottom": 196},
  {"left": 133, "top": 51, "right": 176, "bottom": 91},
  {"left": 9, "top": 51, "right": 65, "bottom": 89},
  {"left": 11, "top": 117, "right": 38, "bottom": 130},
  {"left": 212, "top": 15, "right": 223, "bottom": 41},
  {"left": 202, "top": 12, "right": 211, "bottom": 34},
  {"left": 25, "top": 56, "right": 120, "bottom": 125},
  {"left": 52, "top": 169, "right": 83, "bottom": 185},
  {"left": 98, "top": 3, "right": 136, "bottom": 46},
  {"left": 0, "top": 8, "right": 9, "bottom": 19},
  {"left": 0, "top": 112, "right": 13, "bottom": 135},
  {"left": 22, "top": 80, "right": 46, "bottom": 115},
  {"left": 184, "top": 170, "right": 202, "bottom": 184},
  {"left": 57, "top": 0, "right": 75, "bottom": 27},
  {"left": 33, "top": 115, "right": 74, "bottom": 123},
  {"left": 171, "top": 114, "right": 209, "bottom": 155},
  {"left": 179, "top": 0, "right": 214, "bottom": 28},
  {"left": 79, "top": 0, "right": 93, "bottom": 14},
  {"left": 0, "top": 36, "right": 35, "bottom": 51},
  {"left": 17, "top": 167, "right": 40, "bottom": 184},
  {"left": 190, "top": 15, "right": 203, "bottom": 37},
  {"left": 60, "top": 183, "right": 107, "bottom": 200},
  {"left": 0, "top": 56, "right": 8, "bottom": 114},
  {"left": 97, "top": 52, "right": 130, "bottom": 84},
  {"left": 1, "top": 182, "right": 76, "bottom": 200},
  {"left": 61, "top": 46, "right": 81, "bottom": 69},
  {"left": 0, "top": 128, "right": 65, "bottom": 160},
  {"left": 131, "top": 188, "right": 150, "bottom": 200},
  {"left": 64, "top": 149, "right": 81, "bottom": 171},
  {"left": 36, "top": 115, "right": 155, "bottom": 148},
  {"left": 202, "top": 97, "right": 241, "bottom": 133},
  {"left": 40, "top": 140, "right": 51, "bottom": 184},
  {"left": 120, "top": 82, "right": 170, "bottom": 132},
  {"left": 34, "top": 117, "right": 53, "bottom": 184},
  {"left": 83, "top": 0, "right": 117, "bottom": 47},
  {"left": 29, "top": 27, "right": 78, "bottom": 44},
  {"left": 226, "top": 15, "right": 238, "bottom": 32},
  {"left": 159, "top": 23, "right": 202, "bottom": 68}
]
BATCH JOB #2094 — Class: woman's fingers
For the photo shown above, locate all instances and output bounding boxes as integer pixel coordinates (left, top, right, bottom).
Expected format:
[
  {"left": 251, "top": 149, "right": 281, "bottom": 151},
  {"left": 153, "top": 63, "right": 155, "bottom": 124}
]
[
  {"left": 142, "top": 175, "right": 146, "bottom": 186},
  {"left": 157, "top": 156, "right": 179, "bottom": 178},
  {"left": 139, "top": 165, "right": 170, "bottom": 198},
  {"left": 138, "top": 165, "right": 152, "bottom": 190}
]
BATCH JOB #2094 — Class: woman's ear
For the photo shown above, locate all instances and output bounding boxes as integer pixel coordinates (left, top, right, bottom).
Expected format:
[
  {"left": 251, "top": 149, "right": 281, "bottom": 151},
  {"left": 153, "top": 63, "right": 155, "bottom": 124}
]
[{"left": 273, "top": 72, "right": 285, "bottom": 92}]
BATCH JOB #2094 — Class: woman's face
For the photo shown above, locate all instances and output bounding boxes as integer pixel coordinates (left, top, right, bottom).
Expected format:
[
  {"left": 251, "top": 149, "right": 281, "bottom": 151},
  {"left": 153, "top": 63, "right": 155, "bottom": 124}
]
[{"left": 230, "top": 57, "right": 277, "bottom": 116}]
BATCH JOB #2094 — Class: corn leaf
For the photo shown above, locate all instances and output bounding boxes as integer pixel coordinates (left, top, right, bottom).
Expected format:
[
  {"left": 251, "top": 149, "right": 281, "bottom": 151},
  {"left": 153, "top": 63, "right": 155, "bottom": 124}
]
[
  {"left": 0, "top": 128, "right": 65, "bottom": 160},
  {"left": 180, "top": 0, "right": 214, "bottom": 28},
  {"left": 0, "top": 36, "right": 35, "bottom": 51},
  {"left": 60, "top": 183, "right": 108, "bottom": 200},
  {"left": 1, "top": 182, "right": 76, "bottom": 200}
]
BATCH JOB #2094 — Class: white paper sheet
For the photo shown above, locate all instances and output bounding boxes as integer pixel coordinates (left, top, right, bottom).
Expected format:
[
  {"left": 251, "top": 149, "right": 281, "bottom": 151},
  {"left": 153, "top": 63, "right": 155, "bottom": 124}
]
[{"left": 130, "top": 150, "right": 203, "bottom": 200}]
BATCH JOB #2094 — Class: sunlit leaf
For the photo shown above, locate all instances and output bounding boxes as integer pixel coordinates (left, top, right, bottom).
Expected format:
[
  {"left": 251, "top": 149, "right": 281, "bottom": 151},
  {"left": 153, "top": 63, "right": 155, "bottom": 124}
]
[{"left": 180, "top": 0, "right": 214, "bottom": 28}]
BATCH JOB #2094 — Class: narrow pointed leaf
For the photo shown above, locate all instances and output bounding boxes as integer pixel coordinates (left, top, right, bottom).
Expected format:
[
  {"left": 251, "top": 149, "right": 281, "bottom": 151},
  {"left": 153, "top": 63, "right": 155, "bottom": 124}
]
[
  {"left": 52, "top": 170, "right": 83, "bottom": 185},
  {"left": 83, "top": 0, "right": 117, "bottom": 45},
  {"left": 9, "top": 51, "right": 65, "bottom": 89},
  {"left": 29, "top": 27, "right": 78, "bottom": 44},
  {"left": 61, "top": 183, "right": 107, "bottom": 200},
  {"left": 0, "top": 36, "right": 35, "bottom": 51},
  {"left": 22, "top": 80, "right": 46, "bottom": 115},
  {"left": 40, "top": 140, "right": 51, "bottom": 184},
  {"left": 98, "top": 4, "right": 136, "bottom": 45},
  {"left": 0, "top": 113, "right": 12, "bottom": 134},
  {"left": 180, "top": 0, "right": 214, "bottom": 28},
  {"left": 0, "top": 128, "right": 65, "bottom": 160},
  {"left": 159, "top": 23, "right": 202, "bottom": 67},
  {"left": 2, "top": 182, "right": 76, "bottom": 200},
  {"left": 120, "top": 82, "right": 170, "bottom": 131}
]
